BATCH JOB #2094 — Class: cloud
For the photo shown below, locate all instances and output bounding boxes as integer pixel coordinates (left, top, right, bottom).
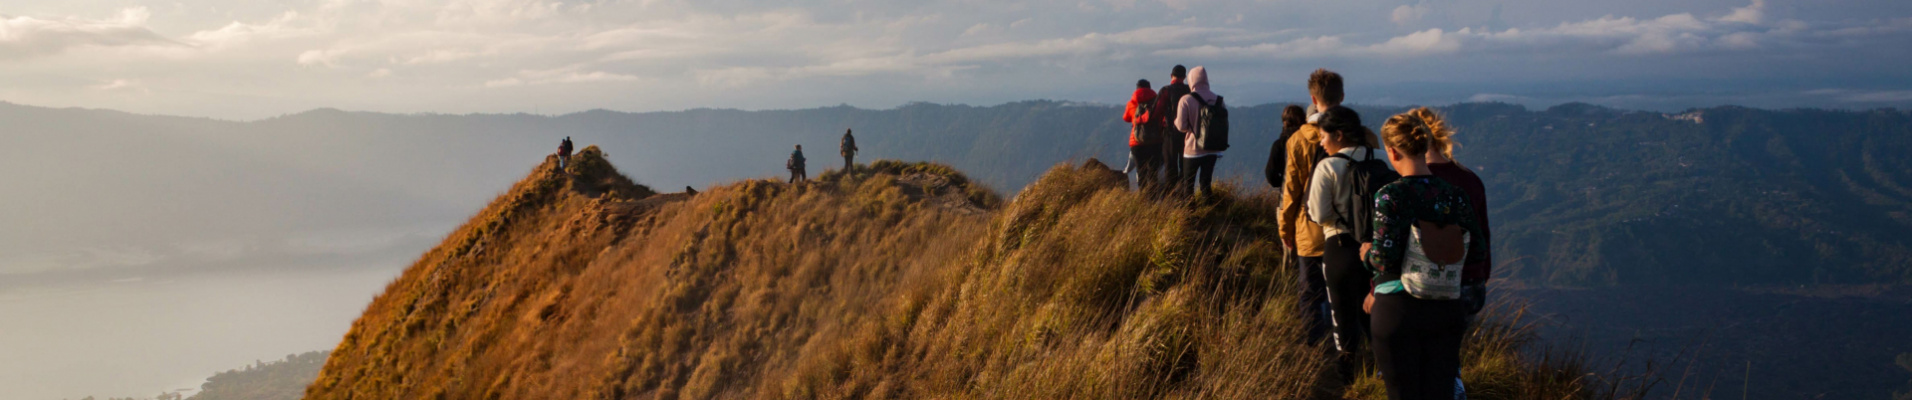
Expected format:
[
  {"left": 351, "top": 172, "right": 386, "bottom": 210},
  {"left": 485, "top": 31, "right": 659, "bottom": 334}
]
[
  {"left": 1391, "top": 3, "right": 1433, "bottom": 25},
  {"left": 488, "top": 65, "right": 642, "bottom": 88},
  {"left": 0, "top": 8, "right": 177, "bottom": 60},
  {"left": 185, "top": 11, "right": 315, "bottom": 49},
  {"left": 91, "top": 79, "right": 139, "bottom": 91},
  {"left": 1719, "top": 0, "right": 1765, "bottom": 24},
  {"left": 0, "top": 0, "right": 1909, "bottom": 119},
  {"left": 1163, "top": 0, "right": 1837, "bottom": 60}
]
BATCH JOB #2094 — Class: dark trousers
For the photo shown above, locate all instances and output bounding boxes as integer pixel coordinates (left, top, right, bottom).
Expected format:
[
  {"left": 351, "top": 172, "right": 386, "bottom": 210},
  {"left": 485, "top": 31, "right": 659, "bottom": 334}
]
[
  {"left": 1130, "top": 143, "right": 1163, "bottom": 192},
  {"left": 844, "top": 155, "right": 855, "bottom": 171},
  {"left": 1322, "top": 234, "right": 1374, "bottom": 355},
  {"left": 1371, "top": 293, "right": 1469, "bottom": 400},
  {"left": 1181, "top": 155, "right": 1218, "bottom": 197},
  {"left": 1297, "top": 255, "right": 1329, "bottom": 344},
  {"left": 789, "top": 169, "right": 806, "bottom": 183},
  {"left": 1162, "top": 131, "right": 1186, "bottom": 195}
]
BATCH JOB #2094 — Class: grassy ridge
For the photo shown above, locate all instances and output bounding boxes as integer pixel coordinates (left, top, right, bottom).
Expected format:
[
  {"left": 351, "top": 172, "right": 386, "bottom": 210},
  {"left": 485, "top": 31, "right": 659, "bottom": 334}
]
[{"left": 306, "top": 153, "right": 1630, "bottom": 399}]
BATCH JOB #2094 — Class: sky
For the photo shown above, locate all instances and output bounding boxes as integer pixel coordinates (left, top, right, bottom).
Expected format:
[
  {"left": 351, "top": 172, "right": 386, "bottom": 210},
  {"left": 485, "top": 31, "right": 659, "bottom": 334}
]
[{"left": 0, "top": 0, "right": 1909, "bottom": 119}]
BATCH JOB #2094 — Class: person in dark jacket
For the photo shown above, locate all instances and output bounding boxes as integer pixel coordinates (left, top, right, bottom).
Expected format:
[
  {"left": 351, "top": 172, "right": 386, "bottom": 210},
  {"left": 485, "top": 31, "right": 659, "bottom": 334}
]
[
  {"left": 788, "top": 145, "right": 807, "bottom": 183},
  {"left": 557, "top": 137, "right": 574, "bottom": 170},
  {"left": 1423, "top": 107, "right": 1490, "bottom": 399},
  {"left": 1151, "top": 65, "right": 1191, "bottom": 196},
  {"left": 841, "top": 129, "right": 859, "bottom": 172},
  {"left": 1265, "top": 105, "right": 1306, "bottom": 190},
  {"left": 1423, "top": 115, "right": 1491, "bottom": 313}
]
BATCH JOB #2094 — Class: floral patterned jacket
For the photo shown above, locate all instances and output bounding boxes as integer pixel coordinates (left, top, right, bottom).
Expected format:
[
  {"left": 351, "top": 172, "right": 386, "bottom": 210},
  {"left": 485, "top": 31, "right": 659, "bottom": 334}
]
[{"left": 1364, "top": 176, "right": 1489, "bottom": 294}]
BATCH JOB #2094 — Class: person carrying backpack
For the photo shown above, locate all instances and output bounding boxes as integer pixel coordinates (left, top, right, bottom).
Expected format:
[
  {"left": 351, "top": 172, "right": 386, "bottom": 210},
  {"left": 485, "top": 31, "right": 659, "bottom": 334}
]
[
  {"left": 557, "top": 137, "right": 574, "bottom": 170},
  {"left": 787, "top": 144, "right": 807, "bottom": 183},
  {"left": 1172, "top": 66, "right": 1226, "bottom": 198},
  {"left": 1123, "top": 79, "right": 1160, "bottom": 191},
  {"left": 1151, "top": 65, "right": 1191, "bottom": 196},
  {"left": 1281, "top": 69, "right": 1365, "bottom": 344},
  {"left": 1307, "top": 106, "right": 1394, "bottom": 382},
  {"left": 1362, "top": 109, "right": 1489, "bottom": 400},
  {"left": 840, "top": 129, "right": 859, "bottom": 172}
]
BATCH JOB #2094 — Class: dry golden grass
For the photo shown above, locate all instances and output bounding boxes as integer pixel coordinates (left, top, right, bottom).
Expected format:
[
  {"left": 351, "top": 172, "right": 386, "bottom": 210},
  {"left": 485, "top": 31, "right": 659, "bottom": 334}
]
[{"left": 307, "top": 154, "right": 1640, "bottom": 400}]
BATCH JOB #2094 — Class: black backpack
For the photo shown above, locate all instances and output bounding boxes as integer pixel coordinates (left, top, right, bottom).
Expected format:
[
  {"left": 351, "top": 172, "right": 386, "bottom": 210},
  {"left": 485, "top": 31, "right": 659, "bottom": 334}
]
[
  {"left": 1329, "top": 147, "right": 1400, "bottom": 243},
  {"left": 1192, "top": 95, "right": 1229, "bottom": 151},
  {"left": 1131, "top": 101, "right": 1158, "bottom": 145}
]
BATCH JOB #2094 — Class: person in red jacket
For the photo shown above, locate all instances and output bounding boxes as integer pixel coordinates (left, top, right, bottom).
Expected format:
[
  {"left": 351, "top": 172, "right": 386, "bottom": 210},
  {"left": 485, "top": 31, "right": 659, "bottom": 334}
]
[{"left": 1122, "top": 79, "right": 1161, "bottom": 191}]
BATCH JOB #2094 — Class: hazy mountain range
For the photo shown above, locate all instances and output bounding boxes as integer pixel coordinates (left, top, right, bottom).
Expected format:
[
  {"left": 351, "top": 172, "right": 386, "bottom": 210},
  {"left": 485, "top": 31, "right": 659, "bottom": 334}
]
[{"left": 6, "top": 100, "right": 1907, "bottom": 289}]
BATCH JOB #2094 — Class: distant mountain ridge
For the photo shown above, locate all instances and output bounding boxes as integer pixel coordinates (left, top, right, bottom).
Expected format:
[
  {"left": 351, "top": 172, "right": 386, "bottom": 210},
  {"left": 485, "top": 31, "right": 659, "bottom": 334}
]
[{"left": 3, "top": 100, "right": 1907, "bottom": 286}]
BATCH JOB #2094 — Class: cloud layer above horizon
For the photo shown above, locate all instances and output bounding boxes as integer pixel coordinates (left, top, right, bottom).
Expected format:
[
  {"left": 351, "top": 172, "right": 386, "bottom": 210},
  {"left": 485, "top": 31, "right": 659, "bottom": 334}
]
[{"left": 1, "top": 0, "right": 1909, "bottom": 118}]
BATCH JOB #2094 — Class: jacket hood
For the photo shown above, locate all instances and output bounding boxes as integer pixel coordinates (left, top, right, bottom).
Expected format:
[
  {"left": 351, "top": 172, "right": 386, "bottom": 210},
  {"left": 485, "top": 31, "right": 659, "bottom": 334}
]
[
  {"left": 1187, "top": 66, "right": 1209, "bottom": 93},
  {"left": 1132, "top": 87, "right": 1157, "bottom": 101}
]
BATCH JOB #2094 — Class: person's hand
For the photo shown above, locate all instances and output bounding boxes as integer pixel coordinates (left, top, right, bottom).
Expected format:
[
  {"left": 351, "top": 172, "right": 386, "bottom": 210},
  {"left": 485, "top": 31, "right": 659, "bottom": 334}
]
[
  {"left": 1282, "top": 238, "right": 1296, "bottom": 250},
  {"left": 1363, "top": 293, "right": 1375, "bottom": 314},
  {"left": 1359, "top": 242, "right": 1373, "bottom": 263}
]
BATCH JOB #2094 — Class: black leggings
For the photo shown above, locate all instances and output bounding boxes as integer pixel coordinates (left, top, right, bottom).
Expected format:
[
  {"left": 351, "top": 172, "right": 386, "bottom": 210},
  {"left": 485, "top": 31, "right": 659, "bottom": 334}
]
[
  {"left": 1370, "top": 293, "right": 1468, "bottom": 400},
  {"left": 1322, "top": 234, "right": 1373, "bottom": 354},
  {"left": 1296, "top": 255, "right": 1328, "bottom": 343},
  {"left": 1181, "top": 155, "right": 1218, "bottom": 197},
  {"left": 1131, "top": 143, "right": 1163, "bottom": 191}
]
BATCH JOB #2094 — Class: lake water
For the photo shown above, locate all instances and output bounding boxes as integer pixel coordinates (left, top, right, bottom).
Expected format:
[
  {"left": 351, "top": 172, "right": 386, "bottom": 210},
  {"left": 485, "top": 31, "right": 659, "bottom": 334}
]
[{"left": 0, "top": 266, "right": 401, "bottom": 400}]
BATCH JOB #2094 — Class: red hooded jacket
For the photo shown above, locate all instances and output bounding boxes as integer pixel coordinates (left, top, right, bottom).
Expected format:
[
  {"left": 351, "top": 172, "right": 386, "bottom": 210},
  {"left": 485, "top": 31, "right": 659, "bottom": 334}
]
[{"left": 1122, "top": 87, "right": 1157, "bottom": 147}]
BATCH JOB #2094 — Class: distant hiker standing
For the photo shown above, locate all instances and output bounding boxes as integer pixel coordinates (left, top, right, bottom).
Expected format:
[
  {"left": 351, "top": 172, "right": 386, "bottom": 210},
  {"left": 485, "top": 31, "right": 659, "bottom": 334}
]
[
  {"left": 841, "top": 129, "right": 859, "bottom": 172},
  {"left": 557, "top": 137, "right": 574, "bottom": 170},
  {"left": 1122, "top": 79, "right": 1160, "bottom": 191},
  {"left": 1150, "top": 65, "right": 1192, "bottom": 196},
  {"left": 1173, "top": 66, "right": 1227, "bottom": 198},
  {"left": 788, "top": 144, "right": 808, "bottom": 183},
  {"left": 1307, "top": 106, "right": 1394, "bottom": 381},
  {"left": 1364, "top": 109, "right": 1488, "bottom": 400}
]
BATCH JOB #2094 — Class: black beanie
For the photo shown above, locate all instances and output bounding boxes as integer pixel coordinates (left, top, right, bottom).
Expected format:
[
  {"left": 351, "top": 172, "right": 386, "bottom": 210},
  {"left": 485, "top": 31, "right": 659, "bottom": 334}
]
[
  {"left": 1172, "top": 65, "right": 1187, "bottom": 78},
  {"left": 1137, "top": 79, "right": 1151, "bottom": 88}
]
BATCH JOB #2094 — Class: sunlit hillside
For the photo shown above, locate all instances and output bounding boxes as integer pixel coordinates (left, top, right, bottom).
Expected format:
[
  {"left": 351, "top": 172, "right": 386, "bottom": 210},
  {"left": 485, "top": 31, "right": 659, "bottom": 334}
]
[{"left": 305, "top": 148, "right": 1639, "bottom": 399}]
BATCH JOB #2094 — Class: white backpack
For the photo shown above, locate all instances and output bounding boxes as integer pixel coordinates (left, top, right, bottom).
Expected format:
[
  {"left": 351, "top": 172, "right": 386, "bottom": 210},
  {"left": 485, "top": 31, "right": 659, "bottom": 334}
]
[{"left": 1401, "top": 222, "right": 1468, "bottom": 300}]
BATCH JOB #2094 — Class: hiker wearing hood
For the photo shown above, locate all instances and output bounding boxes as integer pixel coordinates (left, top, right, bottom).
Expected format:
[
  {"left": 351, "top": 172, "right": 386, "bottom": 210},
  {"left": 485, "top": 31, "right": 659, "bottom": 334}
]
[
  {"left": 1172, "top": 66, "right": 1226, "bottom": 197},
  {"left": 1123, "top": 79, "right": 1161, "bottom": 191},
  {"left": 1151, "top": 65, "right": 1192, "bottom": 196}
]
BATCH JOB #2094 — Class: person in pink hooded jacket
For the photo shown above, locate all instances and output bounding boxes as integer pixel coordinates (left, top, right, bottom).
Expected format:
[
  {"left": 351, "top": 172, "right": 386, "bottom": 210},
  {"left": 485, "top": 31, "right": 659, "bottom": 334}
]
[{"left": 1173, "top": 66, "right": 1225, "bottom": 197}]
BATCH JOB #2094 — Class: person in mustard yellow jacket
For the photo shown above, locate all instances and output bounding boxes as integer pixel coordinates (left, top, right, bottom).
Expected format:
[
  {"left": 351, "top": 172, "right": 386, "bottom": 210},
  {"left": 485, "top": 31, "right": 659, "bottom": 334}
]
[{"left": 1280, "top": 68, "right": 1376, "bottom": 347}]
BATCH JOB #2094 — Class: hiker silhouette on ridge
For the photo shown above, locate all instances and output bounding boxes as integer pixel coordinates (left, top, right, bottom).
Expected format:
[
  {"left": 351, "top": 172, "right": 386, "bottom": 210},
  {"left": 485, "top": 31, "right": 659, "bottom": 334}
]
[
  {"left": 787, "top": 144, "right": 807, "bottom": 183},
  {"left": 841, "top": 129, "right": 858, "bottom": 172},
  {"left": 557, "top": 137, "right": 574, "bottom": 170}
]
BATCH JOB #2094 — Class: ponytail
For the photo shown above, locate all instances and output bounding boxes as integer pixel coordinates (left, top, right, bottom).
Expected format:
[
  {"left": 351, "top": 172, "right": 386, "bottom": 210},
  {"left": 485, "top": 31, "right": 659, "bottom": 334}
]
[{"left": 1382, "top": 107, "right": 1452, "bottom": 158}]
